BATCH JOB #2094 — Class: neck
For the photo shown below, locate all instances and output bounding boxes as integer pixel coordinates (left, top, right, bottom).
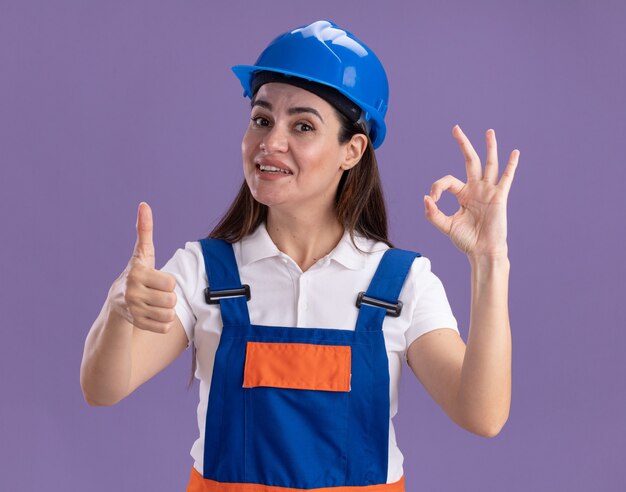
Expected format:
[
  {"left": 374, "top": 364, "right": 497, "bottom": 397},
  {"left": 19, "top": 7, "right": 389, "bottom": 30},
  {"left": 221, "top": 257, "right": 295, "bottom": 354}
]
[{"left": 266, "top": 206, "right": 344, "bottom": 272}]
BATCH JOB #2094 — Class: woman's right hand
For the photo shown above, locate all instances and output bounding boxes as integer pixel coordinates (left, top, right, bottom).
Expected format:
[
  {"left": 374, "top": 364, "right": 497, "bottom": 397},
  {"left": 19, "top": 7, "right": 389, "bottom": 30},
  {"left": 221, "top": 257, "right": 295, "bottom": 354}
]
[
  {"left": 109, "top": 202, "right": 178, "bottom": 334},
  {"left": 81, "top": 202, "right": 188, "bottom": 405}
]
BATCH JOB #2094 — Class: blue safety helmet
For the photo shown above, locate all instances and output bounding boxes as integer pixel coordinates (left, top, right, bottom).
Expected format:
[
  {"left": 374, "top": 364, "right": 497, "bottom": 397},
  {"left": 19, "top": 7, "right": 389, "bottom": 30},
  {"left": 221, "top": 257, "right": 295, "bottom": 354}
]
[{"left": 232, "top": 20, "right": 389, "bottom": 149}]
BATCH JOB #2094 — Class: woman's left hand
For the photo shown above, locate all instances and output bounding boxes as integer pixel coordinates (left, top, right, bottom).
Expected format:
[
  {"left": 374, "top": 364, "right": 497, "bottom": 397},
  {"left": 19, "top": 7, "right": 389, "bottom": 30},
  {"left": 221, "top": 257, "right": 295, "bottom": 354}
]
[{"left": 424, "top": 125, "right": 520, "bottom": 259}]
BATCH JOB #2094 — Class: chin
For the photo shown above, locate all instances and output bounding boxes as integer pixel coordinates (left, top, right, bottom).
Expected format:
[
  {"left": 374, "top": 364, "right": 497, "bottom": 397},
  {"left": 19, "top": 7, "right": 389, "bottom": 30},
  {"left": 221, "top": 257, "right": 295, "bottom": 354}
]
[
  {"left": 249, "top": 190, "right": 287, "bottom": 209},
  {"left": 245, "top": 181, "right": 286, "bottom": 208}
]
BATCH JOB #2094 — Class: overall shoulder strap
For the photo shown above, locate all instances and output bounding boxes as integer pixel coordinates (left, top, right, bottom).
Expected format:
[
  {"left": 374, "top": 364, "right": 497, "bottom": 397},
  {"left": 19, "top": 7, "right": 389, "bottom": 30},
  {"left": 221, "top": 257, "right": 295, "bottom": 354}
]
[
  {"left": 355, "top": 248, "right": 421, "bottom": 332},
  {"left": 198, "top": 238, "right": 251, "bottom": 326}
]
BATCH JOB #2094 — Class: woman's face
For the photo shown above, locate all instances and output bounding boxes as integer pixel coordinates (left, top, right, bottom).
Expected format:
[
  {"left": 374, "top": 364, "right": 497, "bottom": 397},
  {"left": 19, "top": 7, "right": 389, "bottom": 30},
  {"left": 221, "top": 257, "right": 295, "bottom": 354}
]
[{"left": 242, "top": 82, "right": 360, "bottom": 214}]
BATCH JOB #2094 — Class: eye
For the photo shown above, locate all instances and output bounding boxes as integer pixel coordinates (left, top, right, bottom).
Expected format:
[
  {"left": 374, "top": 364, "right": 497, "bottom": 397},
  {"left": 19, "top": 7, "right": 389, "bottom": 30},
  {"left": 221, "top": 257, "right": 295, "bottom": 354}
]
[
  {"left": 251, "top": 116, "right": 270, "bottom": 127},
  {"left": 295, "top": 122, "right": 314, "bottom": 132}
]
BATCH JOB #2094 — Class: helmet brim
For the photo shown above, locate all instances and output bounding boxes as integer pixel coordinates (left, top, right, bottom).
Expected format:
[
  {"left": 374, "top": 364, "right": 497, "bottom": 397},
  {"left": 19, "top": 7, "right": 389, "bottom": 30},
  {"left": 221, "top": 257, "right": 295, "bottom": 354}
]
[{"left": 232, "top": 64, "right": 386, "bottom": 149}]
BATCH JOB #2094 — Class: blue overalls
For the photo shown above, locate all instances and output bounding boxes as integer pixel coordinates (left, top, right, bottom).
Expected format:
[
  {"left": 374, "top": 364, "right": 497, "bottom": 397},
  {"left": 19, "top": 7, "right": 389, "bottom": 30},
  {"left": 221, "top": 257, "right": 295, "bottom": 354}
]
[{"left": 187, "top": 239, "right": 419, "bottom": 492}]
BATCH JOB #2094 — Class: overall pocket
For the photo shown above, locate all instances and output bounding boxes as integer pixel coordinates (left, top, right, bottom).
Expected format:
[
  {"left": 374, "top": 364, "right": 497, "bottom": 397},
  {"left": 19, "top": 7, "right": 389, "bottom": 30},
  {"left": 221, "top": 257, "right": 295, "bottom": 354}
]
[{"left": 243, "top": 341, "right": 351, "bottom": 489}]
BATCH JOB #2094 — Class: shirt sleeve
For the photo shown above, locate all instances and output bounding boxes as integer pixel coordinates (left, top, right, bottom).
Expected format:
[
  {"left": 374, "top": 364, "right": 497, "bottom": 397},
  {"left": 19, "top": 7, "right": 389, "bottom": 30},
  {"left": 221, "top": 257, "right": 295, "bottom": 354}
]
[
  {"left": 403, "top": 257, "right": 459, "bottom": 362},
  {"left": 159, "top": 241, "right": 201, "bottom": 345}
]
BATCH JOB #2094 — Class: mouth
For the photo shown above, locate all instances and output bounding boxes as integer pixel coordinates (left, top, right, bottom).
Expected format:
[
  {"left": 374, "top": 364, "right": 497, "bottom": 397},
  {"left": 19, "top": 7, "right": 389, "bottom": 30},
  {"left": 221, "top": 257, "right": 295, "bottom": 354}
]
[{"left": 256, "top": 163, "right": 293, "bottom": 175}]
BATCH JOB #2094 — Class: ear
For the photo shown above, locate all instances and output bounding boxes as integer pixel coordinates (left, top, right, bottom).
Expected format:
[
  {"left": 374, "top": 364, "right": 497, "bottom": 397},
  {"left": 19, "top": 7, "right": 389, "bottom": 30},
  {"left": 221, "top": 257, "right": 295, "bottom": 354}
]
[{"left": 340, "top": 134, "right": 368, "bottom": 171}]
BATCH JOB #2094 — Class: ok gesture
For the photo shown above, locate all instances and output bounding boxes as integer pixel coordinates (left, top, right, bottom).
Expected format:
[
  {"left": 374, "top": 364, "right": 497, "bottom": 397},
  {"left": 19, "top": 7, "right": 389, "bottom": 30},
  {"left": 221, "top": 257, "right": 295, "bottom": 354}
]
[{"left": 424, "top": 125, "right": 520, "bottom": 259}]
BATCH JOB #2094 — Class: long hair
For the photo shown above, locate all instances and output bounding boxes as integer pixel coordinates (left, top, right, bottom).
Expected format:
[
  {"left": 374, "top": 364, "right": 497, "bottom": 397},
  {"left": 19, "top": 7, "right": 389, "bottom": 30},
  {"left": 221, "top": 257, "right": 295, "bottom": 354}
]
[{"left": 188, "top": 111, "right": 391, "bottom": 386}]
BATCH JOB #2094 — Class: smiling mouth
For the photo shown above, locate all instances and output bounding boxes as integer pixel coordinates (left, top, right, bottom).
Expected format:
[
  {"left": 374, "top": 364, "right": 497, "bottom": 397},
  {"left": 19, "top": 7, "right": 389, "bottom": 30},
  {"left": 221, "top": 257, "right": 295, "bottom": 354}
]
[{"left": 257, "top": 164, "right": 293, "bottom": 175}]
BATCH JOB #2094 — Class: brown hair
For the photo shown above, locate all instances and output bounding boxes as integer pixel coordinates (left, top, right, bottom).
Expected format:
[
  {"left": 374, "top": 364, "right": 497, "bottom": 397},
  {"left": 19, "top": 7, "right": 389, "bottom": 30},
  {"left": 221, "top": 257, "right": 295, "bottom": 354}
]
[{"left": 188, "top": 109, "right": 392, "bottom": 387}]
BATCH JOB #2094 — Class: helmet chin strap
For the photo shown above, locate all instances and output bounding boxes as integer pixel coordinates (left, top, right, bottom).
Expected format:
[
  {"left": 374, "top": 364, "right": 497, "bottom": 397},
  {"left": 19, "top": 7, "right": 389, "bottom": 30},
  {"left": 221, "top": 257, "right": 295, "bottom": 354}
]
[{"left": 355, "top": 112, "right": 372, "bottom": 136}]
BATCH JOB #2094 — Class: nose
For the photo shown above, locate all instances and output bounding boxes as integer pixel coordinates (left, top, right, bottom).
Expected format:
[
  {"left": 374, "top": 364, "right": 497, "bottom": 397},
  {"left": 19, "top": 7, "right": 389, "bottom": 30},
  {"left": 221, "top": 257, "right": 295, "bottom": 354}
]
[{"left": 261, "top": 124, "right": 288, "bottom": 153}]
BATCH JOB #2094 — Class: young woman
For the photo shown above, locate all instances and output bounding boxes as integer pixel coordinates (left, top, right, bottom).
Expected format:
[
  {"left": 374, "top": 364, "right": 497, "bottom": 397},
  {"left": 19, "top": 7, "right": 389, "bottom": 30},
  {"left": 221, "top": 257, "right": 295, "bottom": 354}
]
[{"left": 81, "top": 20, "right": 518, "bottom": 492}]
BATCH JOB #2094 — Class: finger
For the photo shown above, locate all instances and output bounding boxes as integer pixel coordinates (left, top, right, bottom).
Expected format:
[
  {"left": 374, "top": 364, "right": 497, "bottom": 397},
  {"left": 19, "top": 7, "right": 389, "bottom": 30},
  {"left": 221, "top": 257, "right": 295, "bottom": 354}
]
[
  {"left": 484, "top": 129, "right": 499, "bottom": 184},
  {"left": 135, "top": 304, "right": 177, "bottom": 324},
  {"left": 141, "top": 270, "right": 177, "bottom": 293},
  {"left": 453, "top": 125, "right": 482, "bottom": 182},
  {"left": 498, "top": 149, "right": 520, "bottom": 196},
  {"left": 424, "top": 195, "right": 453, "bottom": 237},
  {"left": 142, "top": 285, "right": 177, "bottom": 309},
  {"left": 429, "top": 174, "right": 465, "bottom": 202},
  {"left": 132, "top": 316, "right": 173, "bottom": 334},
  {"left": 127, "top": 270, "right": 176, "bottom": 303},
  {"left": 133, "top": 202, "right": 155, "bottom": 268}
]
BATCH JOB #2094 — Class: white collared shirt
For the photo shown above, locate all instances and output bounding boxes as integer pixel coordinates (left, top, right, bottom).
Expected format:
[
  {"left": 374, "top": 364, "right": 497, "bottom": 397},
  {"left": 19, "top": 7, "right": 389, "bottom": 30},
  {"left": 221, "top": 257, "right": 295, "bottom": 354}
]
[{"left": 161, "top": 223, "right": 458, "bottom": 483}]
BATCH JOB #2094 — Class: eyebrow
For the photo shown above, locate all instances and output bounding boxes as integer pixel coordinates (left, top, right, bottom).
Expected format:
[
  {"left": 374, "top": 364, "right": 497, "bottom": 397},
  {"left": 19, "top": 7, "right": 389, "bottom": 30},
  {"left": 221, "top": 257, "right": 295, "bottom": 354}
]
[{"left": 251, "top": 99, "right": 325, "bottom": 123}]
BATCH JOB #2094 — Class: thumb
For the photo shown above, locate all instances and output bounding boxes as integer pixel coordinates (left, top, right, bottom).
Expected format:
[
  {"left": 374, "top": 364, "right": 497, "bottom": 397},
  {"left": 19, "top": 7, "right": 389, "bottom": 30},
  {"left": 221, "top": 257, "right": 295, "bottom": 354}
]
[{"left": 132, "top": 202, "right": 155, "bottom": 268}]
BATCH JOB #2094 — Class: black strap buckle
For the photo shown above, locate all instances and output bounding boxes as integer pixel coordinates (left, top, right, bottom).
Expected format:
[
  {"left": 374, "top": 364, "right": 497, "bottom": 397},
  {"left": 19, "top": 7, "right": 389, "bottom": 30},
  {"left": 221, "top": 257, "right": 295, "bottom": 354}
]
[
  {"left": 204, "top": 285, "right": 251, "bottom": 305},
  {"left": 356, "top": 292, "right": 403, "bottom": 317}
]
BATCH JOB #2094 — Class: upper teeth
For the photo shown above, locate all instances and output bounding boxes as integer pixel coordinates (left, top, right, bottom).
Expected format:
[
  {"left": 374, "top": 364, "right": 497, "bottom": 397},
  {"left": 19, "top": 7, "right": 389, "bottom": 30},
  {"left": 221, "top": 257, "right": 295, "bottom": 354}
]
[{"left": 260, "top": 165, "right": 291, "bottom": 174}]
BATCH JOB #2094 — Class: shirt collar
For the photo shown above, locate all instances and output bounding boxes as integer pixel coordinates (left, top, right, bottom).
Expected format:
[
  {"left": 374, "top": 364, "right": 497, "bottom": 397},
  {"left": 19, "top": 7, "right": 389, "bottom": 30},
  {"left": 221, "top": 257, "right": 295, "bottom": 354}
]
[
  {"left": 239, "top": 223, "right": 282, "bottom": 267},
  {"left": 327, "top": 229, "right": 369, "bottom": 270},
  {"left": 239, "top": 223, "right": 387, "bottom": 270}
]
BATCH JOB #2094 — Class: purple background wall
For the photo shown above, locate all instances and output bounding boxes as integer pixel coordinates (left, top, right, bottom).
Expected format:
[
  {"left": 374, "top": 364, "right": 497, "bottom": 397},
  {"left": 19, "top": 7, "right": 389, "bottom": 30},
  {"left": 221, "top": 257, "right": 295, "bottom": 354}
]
[{"left": 1, "top": 1, "right": 624, "bottom": 490}]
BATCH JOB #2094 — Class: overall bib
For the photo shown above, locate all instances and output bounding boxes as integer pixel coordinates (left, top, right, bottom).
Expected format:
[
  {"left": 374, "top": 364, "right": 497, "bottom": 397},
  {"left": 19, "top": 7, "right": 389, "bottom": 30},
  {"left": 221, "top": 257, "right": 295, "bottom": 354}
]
[{"left": 187, "top": 239, "right": 420, "bottom": 491}]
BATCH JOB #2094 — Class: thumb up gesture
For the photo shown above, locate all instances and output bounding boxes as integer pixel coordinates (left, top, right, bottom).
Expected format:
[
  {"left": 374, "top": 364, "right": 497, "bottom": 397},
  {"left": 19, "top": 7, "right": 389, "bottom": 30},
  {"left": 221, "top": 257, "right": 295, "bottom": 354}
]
[{"left": 110, "top": 202, "right": 177, "bottom": 334}]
